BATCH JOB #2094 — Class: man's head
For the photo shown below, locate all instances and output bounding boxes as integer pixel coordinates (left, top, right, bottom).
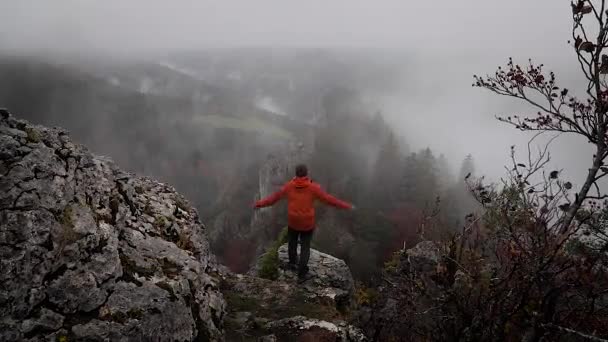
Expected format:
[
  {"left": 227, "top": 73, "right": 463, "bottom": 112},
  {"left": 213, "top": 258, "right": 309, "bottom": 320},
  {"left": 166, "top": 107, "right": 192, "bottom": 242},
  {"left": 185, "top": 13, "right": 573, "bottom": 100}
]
[{"left": 295, "top": 164, "right": 308, "bottom": 178}]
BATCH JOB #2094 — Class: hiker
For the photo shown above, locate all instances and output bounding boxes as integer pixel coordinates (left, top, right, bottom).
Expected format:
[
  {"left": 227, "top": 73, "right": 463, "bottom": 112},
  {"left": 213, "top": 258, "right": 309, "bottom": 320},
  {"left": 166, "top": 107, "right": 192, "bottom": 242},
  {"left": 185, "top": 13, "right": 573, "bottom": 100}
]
[{"left": 253, "top": 164, "right": 353, "bottom": 282}]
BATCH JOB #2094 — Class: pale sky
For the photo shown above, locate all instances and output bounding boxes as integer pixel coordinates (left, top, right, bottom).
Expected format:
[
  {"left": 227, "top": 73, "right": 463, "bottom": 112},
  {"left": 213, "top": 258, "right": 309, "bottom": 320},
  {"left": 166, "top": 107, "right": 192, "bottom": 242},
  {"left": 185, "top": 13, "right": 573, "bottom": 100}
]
[{"left": 0, "top": 0, "right": 570, "bottom": 54}]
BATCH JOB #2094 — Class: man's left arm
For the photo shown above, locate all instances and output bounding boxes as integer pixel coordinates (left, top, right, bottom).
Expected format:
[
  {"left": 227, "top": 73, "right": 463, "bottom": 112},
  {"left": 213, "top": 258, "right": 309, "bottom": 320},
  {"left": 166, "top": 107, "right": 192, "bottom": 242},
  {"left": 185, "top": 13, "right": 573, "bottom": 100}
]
[{"left": 312, "top": 185, "right": 352, "bottom": 209}]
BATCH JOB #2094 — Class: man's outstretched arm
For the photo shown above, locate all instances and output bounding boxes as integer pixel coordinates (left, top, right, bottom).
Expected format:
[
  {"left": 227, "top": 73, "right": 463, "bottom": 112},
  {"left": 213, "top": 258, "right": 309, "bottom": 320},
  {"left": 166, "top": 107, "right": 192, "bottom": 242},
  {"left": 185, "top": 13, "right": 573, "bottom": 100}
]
[
  {"left": 312, "top": 185, "right": 352, "bottom": 209},
  {"left": 254, "top": 185, "right": 288, "bottom": 208}
]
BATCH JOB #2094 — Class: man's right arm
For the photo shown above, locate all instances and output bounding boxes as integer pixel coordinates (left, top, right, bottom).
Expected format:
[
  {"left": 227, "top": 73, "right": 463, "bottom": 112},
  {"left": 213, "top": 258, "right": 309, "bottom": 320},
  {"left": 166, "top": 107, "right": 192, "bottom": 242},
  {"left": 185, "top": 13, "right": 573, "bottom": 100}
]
[{"left": 254, "top": 184, "right": 288, "bottom": 208}]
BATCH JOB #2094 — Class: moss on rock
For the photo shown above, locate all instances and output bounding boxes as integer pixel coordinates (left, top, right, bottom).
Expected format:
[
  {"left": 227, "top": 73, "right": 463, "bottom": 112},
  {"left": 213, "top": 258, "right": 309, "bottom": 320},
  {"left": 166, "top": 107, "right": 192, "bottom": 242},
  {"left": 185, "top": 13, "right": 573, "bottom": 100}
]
[{"left": 24, "top": 126, "right": 41, "bottom": 143}]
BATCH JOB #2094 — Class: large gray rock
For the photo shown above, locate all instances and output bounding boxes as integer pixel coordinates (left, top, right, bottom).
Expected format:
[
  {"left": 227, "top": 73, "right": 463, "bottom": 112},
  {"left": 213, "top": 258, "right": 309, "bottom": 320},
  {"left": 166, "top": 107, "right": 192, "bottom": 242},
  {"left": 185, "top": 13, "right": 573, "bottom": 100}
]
[
  {"left": 276, "top": 244, "right": 355, "bottom": 307},
  {"left": 0, "top": 110, "right": 225, "bottom": 341},
  {"left": 224, "top": 244, "right": 360, "bottom": 341},
  {"left": 247, "top": 242, "right": 355, "bottom": 309},
  {"left": 406, "top": 240, "right": 441, "bottom": 273}
]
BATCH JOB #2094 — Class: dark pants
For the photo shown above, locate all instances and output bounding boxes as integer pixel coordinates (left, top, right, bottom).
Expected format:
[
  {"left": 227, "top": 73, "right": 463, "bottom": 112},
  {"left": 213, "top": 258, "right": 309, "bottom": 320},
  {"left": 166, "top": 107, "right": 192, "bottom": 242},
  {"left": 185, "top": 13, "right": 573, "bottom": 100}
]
[{"left": 287, "top": 227, "right": 313, "bottom": 274}]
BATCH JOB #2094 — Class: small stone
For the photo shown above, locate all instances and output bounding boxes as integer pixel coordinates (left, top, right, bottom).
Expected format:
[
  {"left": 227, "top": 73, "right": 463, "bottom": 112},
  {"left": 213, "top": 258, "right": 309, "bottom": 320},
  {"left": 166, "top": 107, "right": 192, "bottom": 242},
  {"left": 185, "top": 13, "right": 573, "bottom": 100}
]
[{"left": 258, "top": 335, "right": 277, "bottom": 342}]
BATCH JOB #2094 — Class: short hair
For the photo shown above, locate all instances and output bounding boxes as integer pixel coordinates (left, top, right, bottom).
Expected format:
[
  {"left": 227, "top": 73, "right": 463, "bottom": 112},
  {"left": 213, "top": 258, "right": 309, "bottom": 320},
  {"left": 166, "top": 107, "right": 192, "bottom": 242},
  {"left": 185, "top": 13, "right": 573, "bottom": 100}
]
[{"left": 295, "top": 164, "right": 308, "bottom": 177}]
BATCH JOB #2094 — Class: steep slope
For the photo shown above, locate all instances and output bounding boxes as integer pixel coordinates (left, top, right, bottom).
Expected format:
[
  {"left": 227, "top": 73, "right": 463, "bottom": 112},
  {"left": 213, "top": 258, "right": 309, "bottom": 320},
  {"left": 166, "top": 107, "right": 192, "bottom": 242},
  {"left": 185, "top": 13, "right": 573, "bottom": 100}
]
[{"left": 0, "top": 110, "right": 225, "bottom": 341}]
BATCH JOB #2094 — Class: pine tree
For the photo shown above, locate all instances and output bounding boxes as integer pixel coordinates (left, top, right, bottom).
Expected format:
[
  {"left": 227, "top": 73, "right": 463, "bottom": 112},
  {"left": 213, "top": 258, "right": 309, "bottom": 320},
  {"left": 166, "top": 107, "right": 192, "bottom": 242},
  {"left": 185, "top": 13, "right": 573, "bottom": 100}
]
[
  {"left": 399, "top": 148, "right": 440, "bottom": 209},
  {"left": 400, "top": 152, "right": 419, "bottom": 204},
  {"left": 458, "top": 154, "right": 475, "bottom": 181},
  {"left": 415, "top": 148, "right": 439, "bottom": 208},
  {"left": 370, "top": 132, "right": 403, "bottom": 209},
  {"left": 444, "top": 154, "right": 480, "bottom": 228},
  {"left": 436, "top": 153, "right": 452, "bottom": 194}
]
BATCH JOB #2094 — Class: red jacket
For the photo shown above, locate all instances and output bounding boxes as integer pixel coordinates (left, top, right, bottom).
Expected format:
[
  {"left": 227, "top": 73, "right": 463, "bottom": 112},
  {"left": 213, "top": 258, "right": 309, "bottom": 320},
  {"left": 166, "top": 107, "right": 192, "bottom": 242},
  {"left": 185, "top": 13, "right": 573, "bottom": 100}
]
[{"left": 254, "top": 176, "right": 352, "bottom": 231}]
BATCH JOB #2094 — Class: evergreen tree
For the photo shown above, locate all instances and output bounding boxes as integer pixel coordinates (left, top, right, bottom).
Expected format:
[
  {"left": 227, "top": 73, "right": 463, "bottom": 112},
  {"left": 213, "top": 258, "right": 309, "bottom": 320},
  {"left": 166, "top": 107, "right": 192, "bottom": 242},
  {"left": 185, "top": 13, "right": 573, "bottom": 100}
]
[
  {"left": 444, "top": 154, "right": 480, "bottom": 228},
  {"left": 400, "top": 152, "right": 419, "bottom": 204},
  {"left": 400, "top": 148, "right": 440, "bottom": 208},
  {"left": 370, "top": 132, "right": 403, "bottom": 209},
  {"left": 458, "top": 154, "right": 475, "bottom": 181},
  {"left": 416, "top": 148, "right": 439, "bottom": 208},
  {"left": 436, "top": 153, "right": 452, "bottom": 194}
]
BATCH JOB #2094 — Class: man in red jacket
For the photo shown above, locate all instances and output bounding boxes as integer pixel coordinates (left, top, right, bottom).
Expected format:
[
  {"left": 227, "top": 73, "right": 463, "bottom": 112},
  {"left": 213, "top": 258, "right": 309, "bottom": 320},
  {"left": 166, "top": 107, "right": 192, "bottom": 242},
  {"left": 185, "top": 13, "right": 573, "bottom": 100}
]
[{"left": 254, "top": 164, "right": 353, "bottom": 281}]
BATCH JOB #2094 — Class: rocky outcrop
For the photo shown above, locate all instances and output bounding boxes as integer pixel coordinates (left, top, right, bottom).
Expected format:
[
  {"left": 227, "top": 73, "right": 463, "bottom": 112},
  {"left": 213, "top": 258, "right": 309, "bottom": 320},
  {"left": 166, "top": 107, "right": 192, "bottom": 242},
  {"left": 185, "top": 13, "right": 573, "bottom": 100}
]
[
  {"left": 224, "top": 244, "right": 364, "bottom": 341},
  {"left": 0, "top": 110, "right": 225, "bottom": 341},
  {"left": 276, "top": 244, "right": 354, "bottom": 307},
  {"left": 247, "top": 243, "right": 355, "bottom": 309}
]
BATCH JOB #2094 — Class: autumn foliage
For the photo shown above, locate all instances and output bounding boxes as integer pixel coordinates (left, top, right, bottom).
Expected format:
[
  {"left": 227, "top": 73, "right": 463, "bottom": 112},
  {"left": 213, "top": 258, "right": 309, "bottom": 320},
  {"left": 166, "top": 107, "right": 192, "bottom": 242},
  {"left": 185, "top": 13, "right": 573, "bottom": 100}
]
[{"left": 361, "top": 1, "right": 608, "bottom": 340}]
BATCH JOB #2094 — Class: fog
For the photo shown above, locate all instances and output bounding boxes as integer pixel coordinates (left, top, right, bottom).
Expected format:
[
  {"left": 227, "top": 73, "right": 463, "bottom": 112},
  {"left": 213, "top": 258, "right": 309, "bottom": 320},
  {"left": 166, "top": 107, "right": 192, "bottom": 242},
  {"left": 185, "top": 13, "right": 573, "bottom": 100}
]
[
  {"left": 1, "top": 0, "right": 569, "bottom": 52},
  {"left": 2, "top": 0, "right": 604, "bottom": 284},
  {"left": 0, "top": 0, "right": 592, "bottom": 183},
  {"left": 5, "top": 2, "right": 608, "bottom": 332}
]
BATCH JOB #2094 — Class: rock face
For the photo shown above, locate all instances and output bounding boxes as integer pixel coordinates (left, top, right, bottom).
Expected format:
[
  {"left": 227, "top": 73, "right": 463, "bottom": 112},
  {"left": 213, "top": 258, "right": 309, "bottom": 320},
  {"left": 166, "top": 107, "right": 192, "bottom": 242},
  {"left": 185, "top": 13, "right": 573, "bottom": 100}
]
[{"left": 0, "top": 110, "right": 225, "bottom": 341}]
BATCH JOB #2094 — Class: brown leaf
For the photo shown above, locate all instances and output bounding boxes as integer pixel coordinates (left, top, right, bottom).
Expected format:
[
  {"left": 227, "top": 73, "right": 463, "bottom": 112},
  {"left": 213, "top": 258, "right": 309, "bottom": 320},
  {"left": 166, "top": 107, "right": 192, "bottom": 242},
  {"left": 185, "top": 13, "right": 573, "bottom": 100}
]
[{"left": 572, "top": 1, "right": 592, "bottom": 15}]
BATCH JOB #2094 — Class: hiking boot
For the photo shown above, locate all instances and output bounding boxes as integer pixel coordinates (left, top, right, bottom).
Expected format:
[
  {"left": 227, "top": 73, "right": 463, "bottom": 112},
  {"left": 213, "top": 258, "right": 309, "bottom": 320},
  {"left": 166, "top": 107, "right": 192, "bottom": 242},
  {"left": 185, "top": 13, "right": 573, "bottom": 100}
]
[
  {"left": 297, "top": 272, "right": 312, "bottom": 284},
  {"left": 297, "top": 266, "right": 310, "bottom": 283},
  {"left": 287, "top": 263, "right": 298, "bottom": 271}
]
